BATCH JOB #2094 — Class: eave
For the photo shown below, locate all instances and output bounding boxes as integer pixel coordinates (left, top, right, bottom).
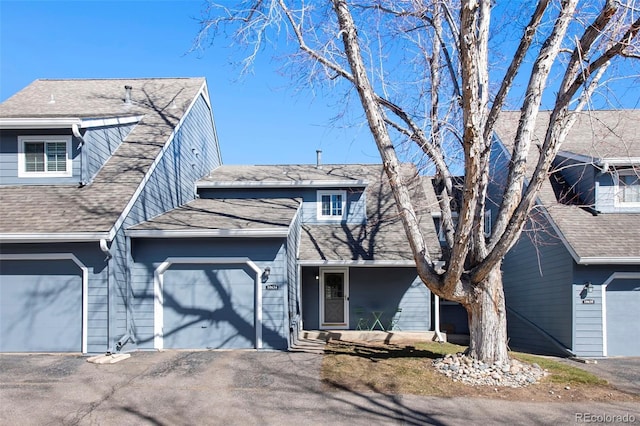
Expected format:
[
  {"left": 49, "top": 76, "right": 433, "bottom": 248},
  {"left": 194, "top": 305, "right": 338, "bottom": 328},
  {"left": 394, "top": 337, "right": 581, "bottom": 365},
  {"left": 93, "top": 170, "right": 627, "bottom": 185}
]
[
  {"left": 197, "top": 180, "right": 368, "bottom": 189},
  {"left": 125, "top": 228, "right": 289, "bottom": 238},
  {"left": 0, "top": 232, "right": 111, "bottom": 243}
]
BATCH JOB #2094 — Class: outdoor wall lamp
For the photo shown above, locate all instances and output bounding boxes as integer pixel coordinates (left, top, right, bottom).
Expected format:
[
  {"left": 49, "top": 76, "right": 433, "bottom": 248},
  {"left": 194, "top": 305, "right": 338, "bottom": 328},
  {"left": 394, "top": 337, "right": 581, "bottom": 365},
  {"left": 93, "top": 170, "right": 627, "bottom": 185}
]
[
  {"left": 583, "top": 282, "right": 593, "bottom": 293},
  {"left": 262, "top": 267, "right": 271, "bottom": 283}
]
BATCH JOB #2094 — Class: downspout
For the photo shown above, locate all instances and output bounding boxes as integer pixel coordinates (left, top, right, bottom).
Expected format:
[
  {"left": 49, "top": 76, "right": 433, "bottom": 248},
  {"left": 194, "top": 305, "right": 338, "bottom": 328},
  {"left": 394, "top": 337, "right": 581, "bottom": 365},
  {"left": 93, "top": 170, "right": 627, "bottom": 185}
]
[
  {"left": 72, "top": 123, "right": 88, "bottom": 186},
  {"left": 433, "top": 294, "right": 445, "bottom": 342}
]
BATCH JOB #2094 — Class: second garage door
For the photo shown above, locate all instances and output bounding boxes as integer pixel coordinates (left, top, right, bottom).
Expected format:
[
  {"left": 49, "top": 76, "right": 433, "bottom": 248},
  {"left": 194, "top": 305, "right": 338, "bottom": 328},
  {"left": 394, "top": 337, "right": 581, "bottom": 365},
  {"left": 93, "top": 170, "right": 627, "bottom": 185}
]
[
  {"left": 162, "top": 265, "right": 255, "bottom": 349},
  {"left": 606, "top": 278, "right": 640, "bottom": 356}
]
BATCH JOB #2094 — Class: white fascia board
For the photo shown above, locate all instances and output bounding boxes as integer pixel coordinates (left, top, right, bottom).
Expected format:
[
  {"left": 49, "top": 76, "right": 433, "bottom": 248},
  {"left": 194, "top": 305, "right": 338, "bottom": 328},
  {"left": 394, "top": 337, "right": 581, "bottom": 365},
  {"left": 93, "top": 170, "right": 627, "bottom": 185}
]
[
  {"left": 126, "top": 228, "right": 289, "bottom": 238},
  {"left": 0, "top": 232, "right": 111, "bottom": 243},
  {"left": 0, "top": 117, "right": 81, "bottom": 129},
  {"left": 298, "top": 260, "right": 417, "bottom": 267},
  {"left": 556, "top": 151, "right": 596, "bottom": 164},
  {"left": 80, "top": 115, "right": 144, "bottom": 129},
  {"left": 597, "top": 157, "right": 640, "bottom": 166},
  {"left": 197, "top": 180, "right": 368, "bottom": 189},
  {"left": 577, "top": 256, "right": 640, "bottom": 265}
]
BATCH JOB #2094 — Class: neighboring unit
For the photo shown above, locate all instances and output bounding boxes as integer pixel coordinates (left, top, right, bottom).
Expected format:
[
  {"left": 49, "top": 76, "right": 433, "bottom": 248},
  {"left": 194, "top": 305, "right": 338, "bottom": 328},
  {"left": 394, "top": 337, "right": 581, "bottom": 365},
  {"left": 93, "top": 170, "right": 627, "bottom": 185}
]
[
  {"left": 491, "top": 110, "right": 640, "bottom": 357},
  {"left": 0, "top": 78, "right": 222, "bottom": 353}
]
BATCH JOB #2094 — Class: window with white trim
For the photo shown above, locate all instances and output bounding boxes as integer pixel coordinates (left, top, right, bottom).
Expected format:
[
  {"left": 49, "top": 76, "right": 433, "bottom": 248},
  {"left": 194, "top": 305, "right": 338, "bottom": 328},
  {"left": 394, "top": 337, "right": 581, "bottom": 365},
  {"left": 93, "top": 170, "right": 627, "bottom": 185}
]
[
  {"left": 617, "top": 169, "right": 640, "bottom": 205},
  {"left": 18, "top": 136, "right": 72, "bottom": 177},
  {"left": 317, "top": 190, "right": 347, "bottom": 220}
]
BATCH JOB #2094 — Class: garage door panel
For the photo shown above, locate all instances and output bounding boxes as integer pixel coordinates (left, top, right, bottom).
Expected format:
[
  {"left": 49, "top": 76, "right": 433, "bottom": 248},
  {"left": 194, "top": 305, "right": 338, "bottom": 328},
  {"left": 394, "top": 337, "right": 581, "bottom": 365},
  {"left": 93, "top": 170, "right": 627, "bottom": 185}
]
[
  {"left": 607, "top": 279, "right": 640, "bottom": 356},
  {"left": 163, "top": 267, "right": 254, "bottom": 349},
  {"left": 0, "top": 260, "right": 82, "bottom": 352}
]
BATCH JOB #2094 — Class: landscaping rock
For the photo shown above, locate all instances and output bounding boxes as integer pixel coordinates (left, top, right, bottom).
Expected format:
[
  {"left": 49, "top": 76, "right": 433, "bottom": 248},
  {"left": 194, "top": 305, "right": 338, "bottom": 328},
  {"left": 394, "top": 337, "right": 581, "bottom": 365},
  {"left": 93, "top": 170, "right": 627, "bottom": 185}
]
[{"left": 432, "top": 353, "right": 548, "bottom": 387}]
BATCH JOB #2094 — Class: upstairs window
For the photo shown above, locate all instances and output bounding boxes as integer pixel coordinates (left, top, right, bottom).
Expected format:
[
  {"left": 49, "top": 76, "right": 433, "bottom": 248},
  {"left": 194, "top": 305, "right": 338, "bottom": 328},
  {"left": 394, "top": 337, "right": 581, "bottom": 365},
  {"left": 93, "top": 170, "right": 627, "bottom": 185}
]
[
  {"left": 618, "top": 169, "right": 640, "bottom": 205},
  {"left": 18, "top": 136, "right": 72, "bottom": 177},
  {"left": 317, "top": 190, "right": 346, "bottom": 220}
]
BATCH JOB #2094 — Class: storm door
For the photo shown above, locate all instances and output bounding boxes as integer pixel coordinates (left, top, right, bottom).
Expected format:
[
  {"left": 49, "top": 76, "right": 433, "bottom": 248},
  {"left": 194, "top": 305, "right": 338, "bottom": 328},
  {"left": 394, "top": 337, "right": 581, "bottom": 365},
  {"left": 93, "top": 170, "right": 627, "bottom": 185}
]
[{"left": 320, "top": 268, "right": 349, "bottom": 329}]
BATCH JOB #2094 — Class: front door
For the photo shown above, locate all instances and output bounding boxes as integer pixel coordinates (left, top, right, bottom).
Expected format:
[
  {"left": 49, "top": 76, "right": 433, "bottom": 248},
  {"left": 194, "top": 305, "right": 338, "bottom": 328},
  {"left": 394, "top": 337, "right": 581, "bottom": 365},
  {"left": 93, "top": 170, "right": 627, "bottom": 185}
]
[{"left": 320, "top": 268, "right": 349, "bottom": 329}]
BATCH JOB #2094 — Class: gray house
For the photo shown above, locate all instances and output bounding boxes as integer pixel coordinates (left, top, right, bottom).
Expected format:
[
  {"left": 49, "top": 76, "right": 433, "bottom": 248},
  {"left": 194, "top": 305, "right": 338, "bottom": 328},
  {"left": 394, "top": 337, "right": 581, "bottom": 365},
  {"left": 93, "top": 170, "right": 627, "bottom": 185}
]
[
  {"left": 0, "top": 78, "right": 222, "bottom": 353},
  {"left": 0, "top": 78, "right": 443, "bottom": 354},
  {"left": 491, "top": 110, "right": 640, "bottom": 357}
]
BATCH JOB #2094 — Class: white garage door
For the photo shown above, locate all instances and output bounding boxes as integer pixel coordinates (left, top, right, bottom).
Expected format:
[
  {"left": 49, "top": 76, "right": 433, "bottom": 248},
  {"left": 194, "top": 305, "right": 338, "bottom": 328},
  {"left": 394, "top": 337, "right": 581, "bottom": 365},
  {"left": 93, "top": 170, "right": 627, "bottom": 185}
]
[
  {"left": 0, "top": 259, "right": 82, "bottom": 352},
  {"left": 606, "top": 279, "right": 640, "bottom": 356}
]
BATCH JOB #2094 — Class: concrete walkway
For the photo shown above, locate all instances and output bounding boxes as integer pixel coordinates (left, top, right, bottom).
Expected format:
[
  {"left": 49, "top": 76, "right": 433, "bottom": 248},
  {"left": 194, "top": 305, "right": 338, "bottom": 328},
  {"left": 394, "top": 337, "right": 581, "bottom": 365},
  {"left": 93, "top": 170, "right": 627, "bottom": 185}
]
[{"left": 1, "top": 350, "right": 638, "bottom": 425}]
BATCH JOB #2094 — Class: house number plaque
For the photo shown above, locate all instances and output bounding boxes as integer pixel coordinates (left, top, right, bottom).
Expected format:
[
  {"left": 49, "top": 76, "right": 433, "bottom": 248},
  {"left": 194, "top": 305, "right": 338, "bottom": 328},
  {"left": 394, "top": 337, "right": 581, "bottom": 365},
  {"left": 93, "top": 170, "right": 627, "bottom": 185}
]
[{"left": 265, "top": 284, "right": 279, "bottom": 290}]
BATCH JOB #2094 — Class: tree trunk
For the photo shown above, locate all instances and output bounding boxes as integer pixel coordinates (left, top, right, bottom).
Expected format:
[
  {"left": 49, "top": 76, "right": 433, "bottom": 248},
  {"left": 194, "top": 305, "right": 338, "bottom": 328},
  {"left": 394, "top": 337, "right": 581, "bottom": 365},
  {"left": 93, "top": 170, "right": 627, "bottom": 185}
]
[{"left": 464, "top": 262, "right": 509, "bottom": 364}]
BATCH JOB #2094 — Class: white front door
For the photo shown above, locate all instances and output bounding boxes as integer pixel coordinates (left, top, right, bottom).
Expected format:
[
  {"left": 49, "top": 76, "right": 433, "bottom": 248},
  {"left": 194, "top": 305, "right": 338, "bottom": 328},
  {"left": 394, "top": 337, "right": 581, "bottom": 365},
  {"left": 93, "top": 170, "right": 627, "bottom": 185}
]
[{"left": 320, "top": 268, "right": 349, "bottom": 329}]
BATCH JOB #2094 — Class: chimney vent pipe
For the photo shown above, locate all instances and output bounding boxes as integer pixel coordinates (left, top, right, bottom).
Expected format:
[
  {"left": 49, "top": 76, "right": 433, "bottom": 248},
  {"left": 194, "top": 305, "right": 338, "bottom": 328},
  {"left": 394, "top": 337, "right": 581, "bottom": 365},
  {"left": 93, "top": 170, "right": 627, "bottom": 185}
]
[
  {"left": 316, "top": 150, "right": 322, "bottom": 168},
  {"left": 124, "top": 85, "right": 132, "bottom": 104}
]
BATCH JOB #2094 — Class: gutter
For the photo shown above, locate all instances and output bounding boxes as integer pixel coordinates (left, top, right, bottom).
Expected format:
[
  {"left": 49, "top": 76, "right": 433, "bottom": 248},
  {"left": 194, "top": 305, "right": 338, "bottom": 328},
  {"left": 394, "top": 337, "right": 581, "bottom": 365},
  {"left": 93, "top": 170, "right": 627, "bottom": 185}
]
[
  {"left": 197, "top": 180, "right": 368, "bottom": 189},
  {"left": 0, "top": 232, "right": 111, "bottom": 243},
  {"left": 125, "top": 228, "right": 290, "bottom": 238},
  {"left": 433, "top": 294, "right": 445, "bottom": 343}
]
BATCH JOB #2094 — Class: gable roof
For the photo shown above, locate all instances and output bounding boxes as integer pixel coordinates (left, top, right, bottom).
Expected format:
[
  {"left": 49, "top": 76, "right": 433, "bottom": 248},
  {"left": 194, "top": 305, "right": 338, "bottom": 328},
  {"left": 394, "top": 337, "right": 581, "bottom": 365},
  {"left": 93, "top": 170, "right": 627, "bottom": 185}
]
[
  {"left": 494, "top": 110, "right": 640, "bottom": 264},
  {"left": 0, "top": 78, "right": 207, "bottom": 241}
]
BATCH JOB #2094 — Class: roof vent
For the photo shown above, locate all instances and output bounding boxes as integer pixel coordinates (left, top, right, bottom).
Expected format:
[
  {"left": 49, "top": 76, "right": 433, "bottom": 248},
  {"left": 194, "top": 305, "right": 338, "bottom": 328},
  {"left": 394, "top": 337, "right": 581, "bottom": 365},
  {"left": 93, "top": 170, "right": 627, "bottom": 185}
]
[
  {"left": 48, "top": 94, "right": 55, "bottom": 104},
  {"left": 124, "top": 85, "right": 132, "bottom": 104},
  {"left": 316, "top": 149, "right": 322, "bottom": 168}
]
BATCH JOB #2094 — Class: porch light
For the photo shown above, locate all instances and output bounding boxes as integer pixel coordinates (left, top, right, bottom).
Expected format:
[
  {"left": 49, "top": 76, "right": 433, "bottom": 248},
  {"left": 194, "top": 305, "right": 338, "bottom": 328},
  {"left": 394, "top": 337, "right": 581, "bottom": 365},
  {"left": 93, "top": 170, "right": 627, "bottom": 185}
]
[
  {"left": 262, "top": 267, "right": 271, "bottom": 283},
  {"left": 583, "top": 282, "right": 593, "bottom": 293}
]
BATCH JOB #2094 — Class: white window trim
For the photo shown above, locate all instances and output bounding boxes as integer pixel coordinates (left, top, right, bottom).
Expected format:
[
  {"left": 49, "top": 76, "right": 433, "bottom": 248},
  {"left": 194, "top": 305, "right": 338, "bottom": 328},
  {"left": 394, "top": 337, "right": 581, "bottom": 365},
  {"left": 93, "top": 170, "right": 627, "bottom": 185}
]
[
  {"left": 17, "top": 135, "right": 73, "bottom": 178},
  {"left": 316, "top": 190, "right": 347, "bottom": 221},
  {"left": 614, "top": 168, "right": 640, "bottom": 207}
]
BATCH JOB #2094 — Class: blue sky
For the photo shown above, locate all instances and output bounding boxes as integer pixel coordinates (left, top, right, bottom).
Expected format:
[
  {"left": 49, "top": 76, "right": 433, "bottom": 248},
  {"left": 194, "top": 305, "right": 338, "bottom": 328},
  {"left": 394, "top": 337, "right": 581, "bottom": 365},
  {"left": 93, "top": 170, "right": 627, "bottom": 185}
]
[
  {"left": 1, "top": 1, "right": 638, "bottom": 166},
  {"left": 0, "top": 0, "right": 378, "bottom": 165}
]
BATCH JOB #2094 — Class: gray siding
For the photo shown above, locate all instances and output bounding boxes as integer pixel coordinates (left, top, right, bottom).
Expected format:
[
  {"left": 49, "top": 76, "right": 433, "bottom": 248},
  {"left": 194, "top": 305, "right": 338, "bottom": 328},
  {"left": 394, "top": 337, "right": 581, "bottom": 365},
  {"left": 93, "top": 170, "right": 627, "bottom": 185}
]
[
  {"left": 595, "top": 171, "right": 640, "bottom": 213},
  {"left": 109, "top": 94, "right": 221, "bottom": 349},
  {"left": 572, "top": 282, "right": 604, "bottom": 357},
  {"left": 553, "top": 156, "right": 595, "bottom": 206},
  {"left": 0, "top": 129, "right": 81, "bottom": 185},
  {"left": 199, "top": 187, "right": 366, "bottom": 225},
  {"left": 501, "top": 213, "right": 574, "bottom": 354},
  {"left": 129, "top": 238, "right": 288, "bottom": 350},
  {"left": 572, "top": 263, "right": 640, "bottom": 357},
  {"left": 82, "top": 123, "right": 136, "bottom": 184},
  {"left": 0, "top": 242, "right": 109, "bottom": 353},
  {"left": 301, "top": 266, "right": 431, "bottom": 331}
]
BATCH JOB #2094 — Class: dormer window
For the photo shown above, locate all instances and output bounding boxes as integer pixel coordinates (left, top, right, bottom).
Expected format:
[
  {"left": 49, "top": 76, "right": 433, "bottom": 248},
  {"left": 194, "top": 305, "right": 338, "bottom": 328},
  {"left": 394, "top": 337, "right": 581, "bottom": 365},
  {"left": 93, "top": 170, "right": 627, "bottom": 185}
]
[
  {"left": 317, "top": 190, "right": 346, "bottom": 220},
  {"left": 18, "top": 136, "right": 72, "bottom": 177},
  {"left": 617, "top": 169, "right": 640, "bottom": 205}
]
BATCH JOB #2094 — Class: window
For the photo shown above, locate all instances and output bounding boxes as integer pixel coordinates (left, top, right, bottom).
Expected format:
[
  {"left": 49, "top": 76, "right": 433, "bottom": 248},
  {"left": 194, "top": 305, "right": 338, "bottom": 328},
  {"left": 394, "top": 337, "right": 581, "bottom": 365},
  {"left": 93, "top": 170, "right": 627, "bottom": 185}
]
[
  {"left": 317, "top": 190, "right": 346, "bottom": 220},
  {"left": 484, "top": 210, "right": 492, "bottom": 237},
  {"left": 618, "top": 169, "right": 640, "bottom": 205},
  {"left": 18, "top": 136, "right": 72, "bottom": 177}
]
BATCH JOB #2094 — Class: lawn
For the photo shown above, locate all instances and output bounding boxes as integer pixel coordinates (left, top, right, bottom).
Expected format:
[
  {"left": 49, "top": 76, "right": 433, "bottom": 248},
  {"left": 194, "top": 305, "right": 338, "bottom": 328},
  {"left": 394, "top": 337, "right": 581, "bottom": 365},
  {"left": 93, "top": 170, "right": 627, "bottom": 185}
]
[{"left": 320, "top": 340, "right": 638, "bottom": 402}]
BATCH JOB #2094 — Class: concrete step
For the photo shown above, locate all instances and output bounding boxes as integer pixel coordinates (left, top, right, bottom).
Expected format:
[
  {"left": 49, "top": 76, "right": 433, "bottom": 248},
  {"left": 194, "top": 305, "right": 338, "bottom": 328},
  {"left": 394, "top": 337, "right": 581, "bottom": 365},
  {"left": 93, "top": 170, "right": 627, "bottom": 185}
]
[{"left": 299, "top": 330, "right": 447, "bottom": 345}]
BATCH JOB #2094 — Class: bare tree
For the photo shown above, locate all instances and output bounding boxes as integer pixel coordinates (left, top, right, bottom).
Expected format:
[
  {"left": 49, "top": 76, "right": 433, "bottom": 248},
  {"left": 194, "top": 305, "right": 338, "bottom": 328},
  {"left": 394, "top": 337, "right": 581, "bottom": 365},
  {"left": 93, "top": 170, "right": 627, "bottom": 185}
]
[{"left": 196, "top": 0, "right": 640, "bottom": 363}]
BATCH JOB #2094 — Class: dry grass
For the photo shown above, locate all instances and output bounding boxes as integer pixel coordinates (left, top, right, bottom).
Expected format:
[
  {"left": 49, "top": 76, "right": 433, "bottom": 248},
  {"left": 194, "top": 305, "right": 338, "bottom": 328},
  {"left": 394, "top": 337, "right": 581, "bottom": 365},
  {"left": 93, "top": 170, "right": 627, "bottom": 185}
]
[{"left": 320, "top": 341, "right": 639, "bottom": 402}]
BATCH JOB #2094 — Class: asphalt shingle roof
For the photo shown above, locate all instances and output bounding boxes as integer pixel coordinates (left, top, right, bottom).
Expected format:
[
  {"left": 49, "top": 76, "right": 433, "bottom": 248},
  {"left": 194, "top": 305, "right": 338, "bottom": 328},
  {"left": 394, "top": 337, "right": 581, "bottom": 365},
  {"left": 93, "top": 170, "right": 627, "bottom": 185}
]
[
  {"left": 494, "top": 110, "right": 640, "bottom": 261},
  {"left": 0, "top": 78, "right": 206, "bottom": 235},
  {"left": 128, "top": 198, "right": 301, "bottom": 231}
]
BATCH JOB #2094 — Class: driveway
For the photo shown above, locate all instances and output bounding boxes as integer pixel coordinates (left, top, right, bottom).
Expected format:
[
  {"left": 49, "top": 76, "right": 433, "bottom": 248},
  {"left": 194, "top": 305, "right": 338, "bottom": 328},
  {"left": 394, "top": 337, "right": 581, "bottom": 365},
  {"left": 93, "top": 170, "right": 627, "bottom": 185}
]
[
  {"left": 1, "top": 351, "right": 639, "bottom": 425},
  {"left": 559, "top": 357, "right": 640, "bottom": 394}
]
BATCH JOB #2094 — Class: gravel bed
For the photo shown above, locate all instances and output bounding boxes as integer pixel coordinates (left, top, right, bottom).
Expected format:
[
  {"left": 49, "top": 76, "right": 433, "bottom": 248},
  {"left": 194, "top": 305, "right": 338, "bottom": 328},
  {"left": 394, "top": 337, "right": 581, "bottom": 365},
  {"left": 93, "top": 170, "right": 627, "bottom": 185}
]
[{"left": 433, "top": 353, "right": 548, "bottom": 387}]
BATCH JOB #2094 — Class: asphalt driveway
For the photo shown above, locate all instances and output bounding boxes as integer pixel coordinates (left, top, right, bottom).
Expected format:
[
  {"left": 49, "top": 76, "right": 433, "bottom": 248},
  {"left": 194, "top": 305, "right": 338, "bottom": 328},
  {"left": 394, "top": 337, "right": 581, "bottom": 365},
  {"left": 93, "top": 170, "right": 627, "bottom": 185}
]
[
  {"left": 558, "top": 357, "right": 640, "bottom": 395},
  {"left": 1, "top": 350, "right": 639, "bottom": 425}
]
